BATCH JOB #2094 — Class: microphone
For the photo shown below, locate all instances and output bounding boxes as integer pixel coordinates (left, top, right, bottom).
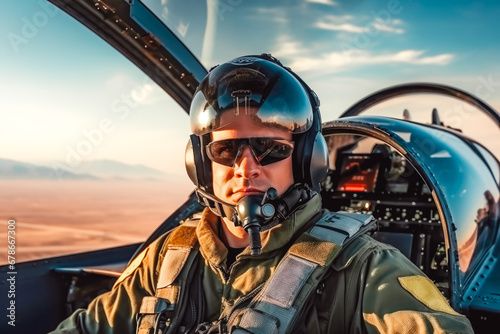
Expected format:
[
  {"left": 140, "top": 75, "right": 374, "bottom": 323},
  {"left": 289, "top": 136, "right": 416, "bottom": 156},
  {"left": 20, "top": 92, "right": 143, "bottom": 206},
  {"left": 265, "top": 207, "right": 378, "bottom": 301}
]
[{"left": 232, "top": 188, "right": 278, "bottom": 256}]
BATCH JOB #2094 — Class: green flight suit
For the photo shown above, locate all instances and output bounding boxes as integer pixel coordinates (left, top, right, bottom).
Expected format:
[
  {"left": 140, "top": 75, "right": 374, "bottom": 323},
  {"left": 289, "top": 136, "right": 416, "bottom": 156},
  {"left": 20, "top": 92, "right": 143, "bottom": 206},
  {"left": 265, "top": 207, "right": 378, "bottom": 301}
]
[{"left": 50, "top": 194, "right": 474, "bottom": 333}]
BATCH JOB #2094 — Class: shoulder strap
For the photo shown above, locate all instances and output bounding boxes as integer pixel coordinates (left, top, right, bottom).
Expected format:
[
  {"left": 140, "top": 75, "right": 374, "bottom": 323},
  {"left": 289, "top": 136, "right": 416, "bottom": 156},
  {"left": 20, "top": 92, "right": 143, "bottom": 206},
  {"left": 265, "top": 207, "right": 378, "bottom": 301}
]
[
  {"left": 232, "top": 212, "right": 376, "bottom": 334},
  {"left": 136, "top": 218, "right": 200, "bottom": 334}
]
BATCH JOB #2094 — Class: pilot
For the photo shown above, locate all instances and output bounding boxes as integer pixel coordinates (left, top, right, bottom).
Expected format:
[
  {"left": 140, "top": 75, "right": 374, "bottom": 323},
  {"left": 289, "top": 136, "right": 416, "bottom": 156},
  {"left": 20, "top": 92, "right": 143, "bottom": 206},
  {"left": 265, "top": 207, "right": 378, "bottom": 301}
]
[{"left": 50, "top": 54, "right": 474, "bottom": 333}]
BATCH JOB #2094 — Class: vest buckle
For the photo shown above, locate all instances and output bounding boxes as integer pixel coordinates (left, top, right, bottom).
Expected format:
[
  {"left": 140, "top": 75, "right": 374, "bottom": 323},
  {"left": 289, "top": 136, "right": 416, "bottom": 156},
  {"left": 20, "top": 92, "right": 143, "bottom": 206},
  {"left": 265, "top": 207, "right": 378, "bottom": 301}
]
[{"left": 136, "top": 296, "right": 175, "bottom": 334}]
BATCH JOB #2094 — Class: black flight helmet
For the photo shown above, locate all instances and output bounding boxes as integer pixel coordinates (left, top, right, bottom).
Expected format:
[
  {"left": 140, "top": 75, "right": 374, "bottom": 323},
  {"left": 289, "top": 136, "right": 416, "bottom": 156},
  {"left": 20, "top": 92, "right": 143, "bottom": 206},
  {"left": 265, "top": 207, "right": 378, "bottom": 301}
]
[{"left": 185, "top": 54, "right": 328, "bottom": 217}]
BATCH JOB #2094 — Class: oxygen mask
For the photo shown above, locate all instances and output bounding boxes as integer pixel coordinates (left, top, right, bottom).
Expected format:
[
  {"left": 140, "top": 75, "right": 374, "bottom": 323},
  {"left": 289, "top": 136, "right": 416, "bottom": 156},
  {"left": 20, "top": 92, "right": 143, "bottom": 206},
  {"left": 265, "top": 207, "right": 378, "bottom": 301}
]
[{"left": 232, "top": 188, "right": 278, "bottom": 256}]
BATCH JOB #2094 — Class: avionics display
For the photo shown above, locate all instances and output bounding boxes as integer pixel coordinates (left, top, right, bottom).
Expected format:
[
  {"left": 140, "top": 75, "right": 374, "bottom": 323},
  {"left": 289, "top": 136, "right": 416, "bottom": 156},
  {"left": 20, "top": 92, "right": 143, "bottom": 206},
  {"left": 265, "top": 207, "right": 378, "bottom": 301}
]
[{"left": 336, "top": 154, "right": 381, "bottom": 192}]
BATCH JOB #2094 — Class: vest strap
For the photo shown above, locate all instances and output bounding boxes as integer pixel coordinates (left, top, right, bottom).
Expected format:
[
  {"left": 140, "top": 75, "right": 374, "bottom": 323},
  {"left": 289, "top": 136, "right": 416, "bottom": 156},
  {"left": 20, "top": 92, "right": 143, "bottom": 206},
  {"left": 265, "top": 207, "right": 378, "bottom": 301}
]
[
  {"left": 238, "top": 309, "right": 279, "bottom": 334},
  {"left": 136, "top": 296, "right": 175, "bottom": 334},
  {"left": 309, "top": 212, "right": 375, "bottom": 245},
  {"left": 137, "top": 220, "right": 200, "bottom": 334},
  {"left": 232, "top": 212, "right": 376, "bottom": 334}
]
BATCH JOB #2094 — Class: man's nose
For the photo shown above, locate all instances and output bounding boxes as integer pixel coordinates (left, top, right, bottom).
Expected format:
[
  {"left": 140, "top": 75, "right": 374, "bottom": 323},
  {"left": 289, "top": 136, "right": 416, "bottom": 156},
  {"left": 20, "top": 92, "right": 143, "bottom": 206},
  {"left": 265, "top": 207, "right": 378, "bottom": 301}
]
[{"left": 234, "top": 146, "right": 261, "bottom": 179}]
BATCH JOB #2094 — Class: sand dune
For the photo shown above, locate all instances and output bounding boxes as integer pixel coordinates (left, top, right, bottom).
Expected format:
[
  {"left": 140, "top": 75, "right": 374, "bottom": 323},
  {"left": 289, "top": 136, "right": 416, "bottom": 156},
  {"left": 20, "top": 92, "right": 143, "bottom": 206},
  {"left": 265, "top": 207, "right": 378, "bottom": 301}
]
[{"left": 0, "top": 179, "right": 193, "bottom": 264}]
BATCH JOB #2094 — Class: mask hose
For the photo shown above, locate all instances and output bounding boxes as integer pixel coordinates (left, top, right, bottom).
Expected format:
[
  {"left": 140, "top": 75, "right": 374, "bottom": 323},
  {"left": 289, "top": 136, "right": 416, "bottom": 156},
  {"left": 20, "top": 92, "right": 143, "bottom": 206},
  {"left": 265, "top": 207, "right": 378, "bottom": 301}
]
[{"left": 232, "top": 188, "right": 278, "bottom": 256}]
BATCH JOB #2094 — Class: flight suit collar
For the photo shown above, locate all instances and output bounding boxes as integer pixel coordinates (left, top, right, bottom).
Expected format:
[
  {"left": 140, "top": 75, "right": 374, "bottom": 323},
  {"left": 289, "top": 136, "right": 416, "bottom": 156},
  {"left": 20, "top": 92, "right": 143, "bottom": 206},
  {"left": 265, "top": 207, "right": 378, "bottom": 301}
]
[{"left": 196, "top": 208, "right": 228, "bottom": 268}]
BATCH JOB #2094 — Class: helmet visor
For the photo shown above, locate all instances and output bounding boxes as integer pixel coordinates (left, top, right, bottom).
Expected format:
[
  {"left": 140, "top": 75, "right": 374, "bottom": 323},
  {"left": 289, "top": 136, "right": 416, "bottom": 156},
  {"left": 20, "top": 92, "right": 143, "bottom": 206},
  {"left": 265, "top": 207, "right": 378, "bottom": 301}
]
[{"left": 190, "top": 58, "right": 314, "bottom": 135}]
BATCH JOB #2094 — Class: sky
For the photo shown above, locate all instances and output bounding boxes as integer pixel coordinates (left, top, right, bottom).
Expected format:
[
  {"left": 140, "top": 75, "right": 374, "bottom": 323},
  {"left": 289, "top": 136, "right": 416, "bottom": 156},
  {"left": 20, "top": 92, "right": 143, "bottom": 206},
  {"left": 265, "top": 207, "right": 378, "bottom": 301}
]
[
  {"left": 2, "top": 0, "right": 500, "bottom": 176},
  {"left": 154, "top": 0, "right": 500, "bottom": 116}
]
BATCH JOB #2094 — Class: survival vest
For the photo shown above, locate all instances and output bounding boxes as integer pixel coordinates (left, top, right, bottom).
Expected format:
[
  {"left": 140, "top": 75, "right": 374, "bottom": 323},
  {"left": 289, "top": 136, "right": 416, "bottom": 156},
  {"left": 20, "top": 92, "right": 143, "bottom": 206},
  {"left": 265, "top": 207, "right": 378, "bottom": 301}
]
[{"left": 136, "top": 212, "right": 377, "bottom": 334}]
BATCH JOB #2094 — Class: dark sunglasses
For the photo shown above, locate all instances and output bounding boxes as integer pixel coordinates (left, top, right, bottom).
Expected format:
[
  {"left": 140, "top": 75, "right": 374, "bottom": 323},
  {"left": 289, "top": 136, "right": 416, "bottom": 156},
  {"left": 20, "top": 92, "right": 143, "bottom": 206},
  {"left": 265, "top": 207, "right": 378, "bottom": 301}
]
[{"left": 206, "top": 137, "right": 294, "bottom": 167}]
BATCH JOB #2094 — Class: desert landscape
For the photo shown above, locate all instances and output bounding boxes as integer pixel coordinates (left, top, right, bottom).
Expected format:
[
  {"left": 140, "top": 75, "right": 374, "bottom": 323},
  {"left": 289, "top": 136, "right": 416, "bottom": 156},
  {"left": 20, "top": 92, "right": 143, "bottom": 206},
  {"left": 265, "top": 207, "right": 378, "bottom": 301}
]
[{"left": 0, "top": 178, "right": 193, "bottom": 264}]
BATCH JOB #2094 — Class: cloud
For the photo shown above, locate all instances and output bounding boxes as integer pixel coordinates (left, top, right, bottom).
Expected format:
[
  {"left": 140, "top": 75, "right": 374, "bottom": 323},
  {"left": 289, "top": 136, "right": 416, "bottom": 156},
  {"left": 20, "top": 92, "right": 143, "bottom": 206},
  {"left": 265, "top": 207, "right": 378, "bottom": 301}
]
[
  {"left": 306, "top": 0, "right": 338, "bottom": 6},
  {"left": 177, "top": 21, "right": 189, "bottom": 38},
  {"left": 316, "top": 21, "right": 369, "bottom": 33},
  {"left": 247, "top": 7, "right": 289, "bottom": 23},
  {"left": 289, "top": 49, "right": 454, "bottom": 72},
  {"left": 386, "top": 50, "right": 454, "bottom": 65},
  {"left": 271, "top": 37, "right": 454, "bottom": 73},
  {"left": 201, "top": 0, "right": 218, "bottom": 65},
  {"left": 373, "top": 18, "right": 404, "bottom": 34},
  {"left": 270, "top": 36, "right": 309, "bottom": 58},
  {"left": 315, "top": 14, "right": 405, "bottom": 34}
]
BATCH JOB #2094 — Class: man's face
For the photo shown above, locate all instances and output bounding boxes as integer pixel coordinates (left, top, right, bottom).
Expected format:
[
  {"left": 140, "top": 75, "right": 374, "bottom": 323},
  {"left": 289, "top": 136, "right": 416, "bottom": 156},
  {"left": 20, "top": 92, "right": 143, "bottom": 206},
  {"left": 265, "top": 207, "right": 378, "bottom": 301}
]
[{"left": 211, "top": 121, "right": 294, "bottom": 205}]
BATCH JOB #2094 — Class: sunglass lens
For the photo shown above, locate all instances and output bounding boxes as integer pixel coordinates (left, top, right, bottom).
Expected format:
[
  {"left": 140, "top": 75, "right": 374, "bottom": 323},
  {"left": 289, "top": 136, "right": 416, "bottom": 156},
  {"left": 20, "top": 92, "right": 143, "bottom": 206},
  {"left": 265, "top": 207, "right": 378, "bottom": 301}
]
[
  {"left": 207, "top": 138, "right": 294, "bottom": 167},
  {"left": 255, "top": 139, "right": 294, "bottom": 166},
  {"left": 207, "top": 140, "right": 238, "bottom": 166}
]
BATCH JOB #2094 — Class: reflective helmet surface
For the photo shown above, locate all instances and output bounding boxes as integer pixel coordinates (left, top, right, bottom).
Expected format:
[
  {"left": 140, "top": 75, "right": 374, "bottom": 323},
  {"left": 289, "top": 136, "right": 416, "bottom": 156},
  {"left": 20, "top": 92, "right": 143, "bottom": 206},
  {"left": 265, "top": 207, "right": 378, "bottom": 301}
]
[{"left": 190, "top": 55, "right": 314, "bottom": 136}]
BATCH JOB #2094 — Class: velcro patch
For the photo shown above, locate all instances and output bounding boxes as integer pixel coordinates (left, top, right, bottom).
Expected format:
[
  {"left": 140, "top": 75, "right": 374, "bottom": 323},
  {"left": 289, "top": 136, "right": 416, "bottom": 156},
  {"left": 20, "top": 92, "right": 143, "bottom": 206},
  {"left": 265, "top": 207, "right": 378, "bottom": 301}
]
[
  {"left": 398, "top": 276, "right": 461, "bottom": 316},
  {"left": 261, "top": 254, "right": 317, "bottom": 309},
  {"left": 157, "top": 247, "right": 191, "bottom": 288},
  {"left": 289, "top": 233, "right": 340, "bottom": 266}
]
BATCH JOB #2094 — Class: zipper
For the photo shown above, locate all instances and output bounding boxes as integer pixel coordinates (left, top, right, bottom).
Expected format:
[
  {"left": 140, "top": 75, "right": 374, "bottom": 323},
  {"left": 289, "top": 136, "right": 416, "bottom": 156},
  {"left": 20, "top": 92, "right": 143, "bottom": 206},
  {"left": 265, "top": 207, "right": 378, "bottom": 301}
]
[
  {"left": 213, "top": 264, "right": 230, "bottom": 284},
  {"left": 232, "top": 283, "right": 264, "bottom": 309},
  {"left": 223, "top": 283, "right": 265, "bottom": 328},
  {"left": 219, "top": 252, "right": 257, "bottom": 283},
  {"left": 224, "top": 257, "right": 242, "bottom": 282}
]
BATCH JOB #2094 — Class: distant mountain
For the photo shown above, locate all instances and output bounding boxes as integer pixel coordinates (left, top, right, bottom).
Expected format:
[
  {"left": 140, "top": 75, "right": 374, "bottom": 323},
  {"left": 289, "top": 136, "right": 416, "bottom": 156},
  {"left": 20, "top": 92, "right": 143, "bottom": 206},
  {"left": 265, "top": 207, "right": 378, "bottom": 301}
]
[
  {"left": 71, "top": 159, "right": 168, "bottom": 180},
  {"left": 0, "top": 158, "right": 170, "bottom": 181},
  {"left": 0, "top": 158, "right": 98, "bottom": 180}
]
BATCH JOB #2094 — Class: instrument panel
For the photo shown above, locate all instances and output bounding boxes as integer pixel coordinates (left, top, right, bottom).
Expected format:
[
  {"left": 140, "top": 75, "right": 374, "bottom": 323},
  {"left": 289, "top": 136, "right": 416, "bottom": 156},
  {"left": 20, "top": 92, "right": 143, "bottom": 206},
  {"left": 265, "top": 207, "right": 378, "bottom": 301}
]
[{"left": 321, "top": 136, "right": 449, "bottom": 293}]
